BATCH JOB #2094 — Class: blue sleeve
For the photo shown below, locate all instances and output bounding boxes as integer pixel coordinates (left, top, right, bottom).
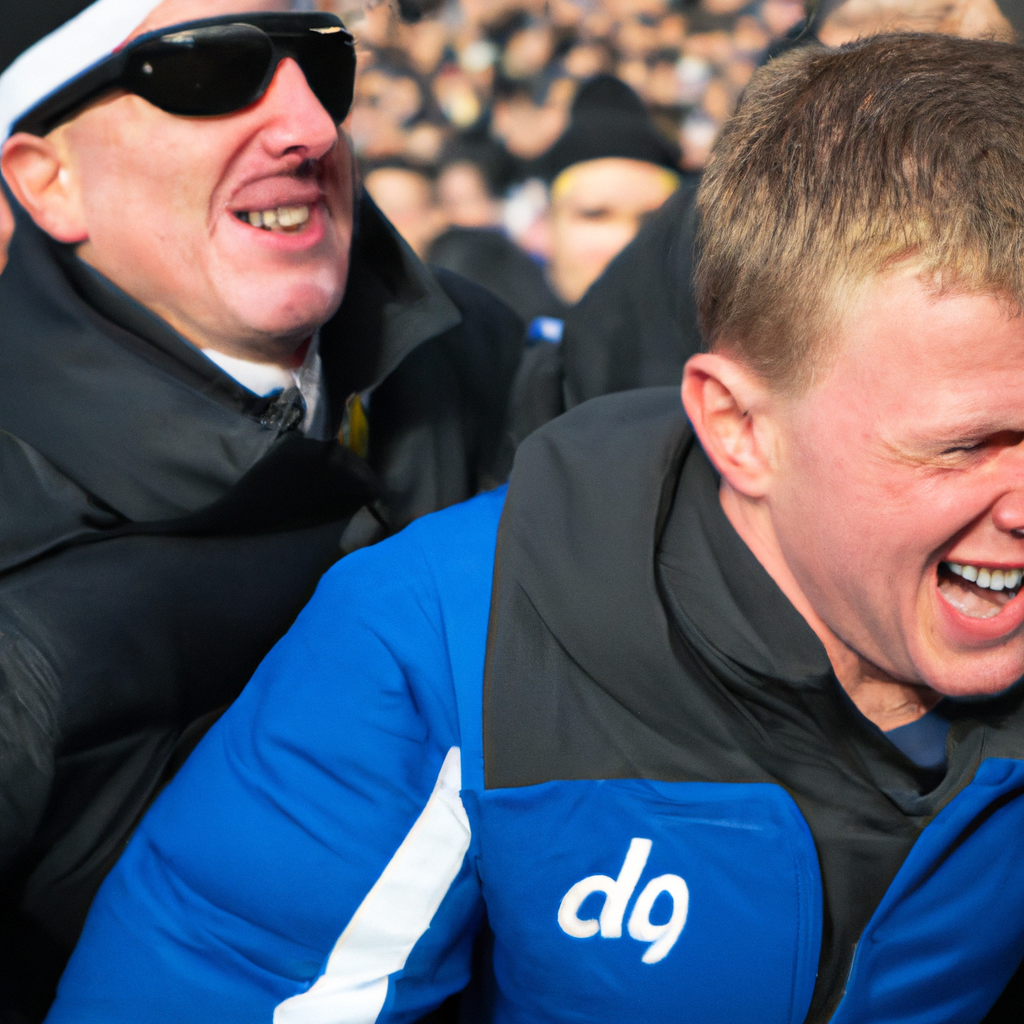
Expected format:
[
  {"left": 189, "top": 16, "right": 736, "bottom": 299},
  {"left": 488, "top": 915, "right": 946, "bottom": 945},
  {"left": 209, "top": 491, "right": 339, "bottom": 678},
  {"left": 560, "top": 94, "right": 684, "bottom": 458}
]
[{"left": 46, "top": 488, "right": 505, "bottom": 1024}]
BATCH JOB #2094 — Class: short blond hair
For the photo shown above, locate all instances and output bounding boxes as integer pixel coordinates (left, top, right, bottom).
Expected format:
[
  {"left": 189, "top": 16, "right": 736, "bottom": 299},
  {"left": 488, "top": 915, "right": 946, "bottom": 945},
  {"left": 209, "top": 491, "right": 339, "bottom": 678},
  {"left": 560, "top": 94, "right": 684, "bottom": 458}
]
[{"left": 695, "top": 33, "right": 1024, "bottom": 392}]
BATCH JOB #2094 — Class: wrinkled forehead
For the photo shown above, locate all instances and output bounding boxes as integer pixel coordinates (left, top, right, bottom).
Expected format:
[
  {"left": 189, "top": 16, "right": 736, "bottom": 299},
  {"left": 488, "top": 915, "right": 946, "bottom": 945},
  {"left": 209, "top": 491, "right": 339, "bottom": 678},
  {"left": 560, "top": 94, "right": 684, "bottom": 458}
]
[{"left": 0, "top": 0, "right": 312, "bottom": 140}]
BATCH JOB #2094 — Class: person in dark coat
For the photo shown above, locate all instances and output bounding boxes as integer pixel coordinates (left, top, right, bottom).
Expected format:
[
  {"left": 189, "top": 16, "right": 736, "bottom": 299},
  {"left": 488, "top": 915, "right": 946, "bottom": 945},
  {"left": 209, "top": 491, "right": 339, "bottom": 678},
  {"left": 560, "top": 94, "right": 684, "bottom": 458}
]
[
  {"left": 499, "top": 76, "right": 684, "bottom": 446},
  {"left": 437, "top": 77, "right": 682, "bottom": 360},
  {"left": 537, "top": 76, "right": 680, "bottom": 308},
  {"left": 0, "top": 3, "right": 522, "bottom": 1021},
  {"left": 502, "top": 176, "right": 701, "bottom": 447},
  {"left": 428, "top": 137, "right": 567, "bottom": 327}
]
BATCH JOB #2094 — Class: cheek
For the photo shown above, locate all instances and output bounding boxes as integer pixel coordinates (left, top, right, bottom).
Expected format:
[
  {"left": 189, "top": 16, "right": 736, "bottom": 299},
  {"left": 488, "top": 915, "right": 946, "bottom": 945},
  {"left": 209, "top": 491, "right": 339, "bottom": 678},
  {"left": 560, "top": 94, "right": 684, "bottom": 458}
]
[
  {"left": 325, "top": 140, "right": 355, "bottom": 235},
  {"left": 558, "top": 218, "right": 633, "bottom": 266},
  {"left": 772, "top": 437, "right": 893, "bottom": 597},
  {"left": 74, "top": 125, "right": 210, "bottom": 254},
  {"left": 775, "top": 439, "right": 977, "bottom": 607}
]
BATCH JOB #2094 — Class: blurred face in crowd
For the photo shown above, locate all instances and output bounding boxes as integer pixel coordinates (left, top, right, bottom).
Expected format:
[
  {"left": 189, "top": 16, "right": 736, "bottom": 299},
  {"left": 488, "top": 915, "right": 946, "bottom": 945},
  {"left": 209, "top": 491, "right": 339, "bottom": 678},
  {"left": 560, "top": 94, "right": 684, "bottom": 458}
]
[
  {"left": 0, "top": 0, "right": 355, "bottom": 364},
  {"left": 491, "top": 92, "right": 568, "bottom": 160},
  {"left": 363, "top": 166, "right": 444, "bottom": 257},
  {"left": 547, "top": 157, "right": 678, "bottom": 304},
  {"left": 817, "top": 0, "right": 1014, "bottom": 44},
  {"left": 437, "top": 162, "right": 500, "bottom": 228},
  {"left": 0, "top": 188, "right": 12, "bottom": 275},
  {"left": 685, "top": 270, "right": 1024, "bottom": 726}
]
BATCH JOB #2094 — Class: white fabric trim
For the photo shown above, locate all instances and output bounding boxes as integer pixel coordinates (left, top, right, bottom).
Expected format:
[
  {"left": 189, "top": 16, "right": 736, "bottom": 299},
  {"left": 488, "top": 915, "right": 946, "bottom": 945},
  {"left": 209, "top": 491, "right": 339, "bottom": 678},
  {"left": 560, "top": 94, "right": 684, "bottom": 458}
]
[
  {"left": 0, "top": 0, "right": 161, "bottom": 141},
  {"left": 202, "top": 349, "right": 297, "bottom": 398},
  {"left": 0, "top": 0, "right": 322, "bottom": 141},
  {"left": 202, "top": 334, "right": 328, "bottom": 439},
  {"left": 273, "top": 747, "right": 471, "bottom": 1024}
]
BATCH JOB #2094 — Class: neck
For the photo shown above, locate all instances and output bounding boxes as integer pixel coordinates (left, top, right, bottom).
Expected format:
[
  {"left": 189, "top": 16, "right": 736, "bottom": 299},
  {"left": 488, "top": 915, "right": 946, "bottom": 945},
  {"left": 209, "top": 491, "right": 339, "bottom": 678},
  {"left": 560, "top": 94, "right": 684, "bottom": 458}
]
[
  {"left": 204, "top": 334, "right": 313, "bottom": 368},
  {"left": 718, "top": 481, "right": 941, "bottom": 730}
]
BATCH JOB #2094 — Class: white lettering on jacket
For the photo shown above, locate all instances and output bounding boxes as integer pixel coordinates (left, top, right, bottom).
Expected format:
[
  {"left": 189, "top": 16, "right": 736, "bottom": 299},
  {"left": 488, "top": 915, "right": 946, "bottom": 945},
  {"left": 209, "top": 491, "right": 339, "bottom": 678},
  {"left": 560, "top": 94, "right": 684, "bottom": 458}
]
[{"left": 557, "top": 838, "right": 689, "bottom": 964}]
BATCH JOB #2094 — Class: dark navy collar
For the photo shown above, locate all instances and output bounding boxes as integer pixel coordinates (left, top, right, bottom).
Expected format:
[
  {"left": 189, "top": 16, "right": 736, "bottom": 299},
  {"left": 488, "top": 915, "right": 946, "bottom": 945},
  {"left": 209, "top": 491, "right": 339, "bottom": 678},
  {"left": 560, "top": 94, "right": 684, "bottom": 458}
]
[{"left": 657, "top": 445, "right": 834, "bottom": 685}]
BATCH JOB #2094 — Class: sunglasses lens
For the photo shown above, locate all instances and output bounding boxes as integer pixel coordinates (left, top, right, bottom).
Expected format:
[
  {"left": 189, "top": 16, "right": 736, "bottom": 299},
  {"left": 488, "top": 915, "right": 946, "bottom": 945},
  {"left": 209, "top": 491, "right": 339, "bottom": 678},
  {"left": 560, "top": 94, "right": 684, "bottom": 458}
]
[
  {"left": 289, "top": 32, "right": 357, "bottom": 124},
  {"left": 125, "top": 24, "right": 273, "bottom": 117}
]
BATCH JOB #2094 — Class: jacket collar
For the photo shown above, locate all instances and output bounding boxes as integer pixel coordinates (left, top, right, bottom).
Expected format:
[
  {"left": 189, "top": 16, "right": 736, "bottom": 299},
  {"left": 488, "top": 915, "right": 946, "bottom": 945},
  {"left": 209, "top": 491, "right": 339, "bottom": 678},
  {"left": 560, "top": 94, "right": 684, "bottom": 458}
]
[
  {"left": 0, "top": 192, "right": 460, "bottom": 523},
  {"left": 501, "top": 387, "right": 832, "bottom": 708},
  {"left": 657, "top": 443, "right": 834, "bottom": 685}
]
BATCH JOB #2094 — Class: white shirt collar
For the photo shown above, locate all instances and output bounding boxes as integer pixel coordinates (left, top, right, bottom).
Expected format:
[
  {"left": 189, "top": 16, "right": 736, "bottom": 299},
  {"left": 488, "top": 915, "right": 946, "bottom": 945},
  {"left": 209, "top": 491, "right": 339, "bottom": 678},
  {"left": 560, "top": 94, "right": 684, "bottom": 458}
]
[{"left": 202, "top": 334, "right": 328, "bottom": 440}]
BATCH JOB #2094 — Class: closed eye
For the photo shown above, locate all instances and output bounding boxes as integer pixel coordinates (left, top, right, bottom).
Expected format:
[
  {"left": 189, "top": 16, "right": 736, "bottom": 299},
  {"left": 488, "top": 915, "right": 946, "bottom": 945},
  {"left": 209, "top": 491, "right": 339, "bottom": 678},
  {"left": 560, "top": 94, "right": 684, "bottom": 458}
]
[{"left": 940, "top": 431, "right": 1024, "bottom": 456}]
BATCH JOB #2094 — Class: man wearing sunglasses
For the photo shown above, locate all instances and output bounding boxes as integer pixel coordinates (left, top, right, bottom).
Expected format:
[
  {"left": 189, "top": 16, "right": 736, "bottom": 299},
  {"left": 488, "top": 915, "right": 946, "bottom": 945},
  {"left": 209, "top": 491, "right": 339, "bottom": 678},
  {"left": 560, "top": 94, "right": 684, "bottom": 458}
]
[{"left": 0, "top": 2, "right": 523, "bottom": 1020}]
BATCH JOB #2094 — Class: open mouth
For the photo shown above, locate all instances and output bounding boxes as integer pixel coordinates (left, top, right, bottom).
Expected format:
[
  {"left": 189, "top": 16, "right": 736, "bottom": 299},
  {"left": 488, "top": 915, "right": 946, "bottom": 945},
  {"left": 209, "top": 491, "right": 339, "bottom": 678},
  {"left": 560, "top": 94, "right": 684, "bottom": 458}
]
[
  {"left": 938, "top": 561, "right": 1023, "bottom": 619},
  {"left": 233, "top": 204, "right": 311, "bottom": 233}
]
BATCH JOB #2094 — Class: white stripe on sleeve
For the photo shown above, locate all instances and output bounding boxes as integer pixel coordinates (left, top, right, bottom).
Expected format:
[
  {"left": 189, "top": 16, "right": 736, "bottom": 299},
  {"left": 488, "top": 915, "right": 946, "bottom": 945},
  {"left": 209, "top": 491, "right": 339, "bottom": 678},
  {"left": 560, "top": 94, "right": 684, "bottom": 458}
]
[{"left": 274, "top": 747, "right": 471, "bottom": 1024}]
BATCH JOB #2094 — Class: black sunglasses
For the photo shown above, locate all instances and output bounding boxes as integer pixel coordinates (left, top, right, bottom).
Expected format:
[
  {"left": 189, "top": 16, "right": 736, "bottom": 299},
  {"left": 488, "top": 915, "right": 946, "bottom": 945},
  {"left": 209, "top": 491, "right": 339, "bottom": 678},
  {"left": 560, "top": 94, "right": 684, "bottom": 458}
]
[{"left": 13, "top": 12, "right": 357, "bottom": 137}]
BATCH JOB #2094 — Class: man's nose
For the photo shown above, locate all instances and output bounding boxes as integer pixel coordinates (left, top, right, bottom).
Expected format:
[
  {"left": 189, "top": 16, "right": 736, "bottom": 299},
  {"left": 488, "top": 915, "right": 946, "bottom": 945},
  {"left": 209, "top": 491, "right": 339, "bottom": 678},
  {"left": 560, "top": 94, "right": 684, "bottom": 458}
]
[
  {"left": 255, "top": 57, "right": 338, "bottom": 160},
  {"left": 992, "top": 451, "right": 1024, "bottom": 536}
]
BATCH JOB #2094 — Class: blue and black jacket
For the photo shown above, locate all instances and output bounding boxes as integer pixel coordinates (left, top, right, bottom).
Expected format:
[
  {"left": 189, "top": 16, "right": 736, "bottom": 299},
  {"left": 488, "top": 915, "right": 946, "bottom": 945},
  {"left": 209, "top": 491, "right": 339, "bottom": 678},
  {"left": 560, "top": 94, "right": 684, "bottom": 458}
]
[{"left": 47, "top": 389, "right": 1024, "bottom": 1024}]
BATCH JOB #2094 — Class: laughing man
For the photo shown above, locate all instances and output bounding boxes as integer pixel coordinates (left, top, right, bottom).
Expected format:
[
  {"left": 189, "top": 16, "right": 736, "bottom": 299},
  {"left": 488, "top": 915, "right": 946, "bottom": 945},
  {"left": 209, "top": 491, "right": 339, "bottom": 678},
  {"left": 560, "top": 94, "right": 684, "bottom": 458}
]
[
  {"left": 48, "top": 32, "right": 1024, "bottom": 1024},
  {"left": 0, "top": 1, "right": 523, "bottom": 1018}
]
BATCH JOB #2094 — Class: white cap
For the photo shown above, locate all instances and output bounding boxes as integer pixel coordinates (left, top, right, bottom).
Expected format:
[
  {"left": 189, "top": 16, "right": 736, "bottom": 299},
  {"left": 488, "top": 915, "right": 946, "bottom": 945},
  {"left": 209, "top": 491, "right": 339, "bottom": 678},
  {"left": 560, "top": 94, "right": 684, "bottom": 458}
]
[
  {"left": 0, "top": 0, "right": 163, "bottom": 141},
  {"left": 0, "top": 0, "right": 321, "bottom": 142}
]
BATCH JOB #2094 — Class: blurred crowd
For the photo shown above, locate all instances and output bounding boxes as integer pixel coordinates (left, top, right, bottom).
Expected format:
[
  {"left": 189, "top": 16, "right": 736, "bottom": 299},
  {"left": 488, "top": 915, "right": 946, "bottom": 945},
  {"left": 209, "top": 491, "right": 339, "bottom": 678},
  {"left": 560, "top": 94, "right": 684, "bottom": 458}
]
[
  {"left": 339, "top": 0, "right": 803, "bottom": 171},
  {"left": 321, "top": 0, "right": 803, "bottom": 310}
]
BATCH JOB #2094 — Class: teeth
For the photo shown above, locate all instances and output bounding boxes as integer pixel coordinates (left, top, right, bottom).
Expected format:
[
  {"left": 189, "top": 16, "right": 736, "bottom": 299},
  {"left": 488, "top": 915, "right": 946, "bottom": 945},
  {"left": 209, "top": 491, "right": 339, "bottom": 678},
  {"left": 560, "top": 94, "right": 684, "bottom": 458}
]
[
  {"left": 277, "top": 206, "right": 309, "bottom": 227},
  {"left": 237, "top": 205, "right": 311, "bottom": 231},
  {"left": 943, "top": 562, "right": 1022, "bottom": 591}
]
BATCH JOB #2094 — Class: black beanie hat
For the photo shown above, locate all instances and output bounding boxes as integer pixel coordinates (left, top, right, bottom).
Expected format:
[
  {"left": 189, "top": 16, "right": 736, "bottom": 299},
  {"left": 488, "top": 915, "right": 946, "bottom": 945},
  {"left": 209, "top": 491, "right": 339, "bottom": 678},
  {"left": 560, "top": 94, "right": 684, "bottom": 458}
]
[{"left": 540, "top": 74, "right": 680, "bottom": 182}]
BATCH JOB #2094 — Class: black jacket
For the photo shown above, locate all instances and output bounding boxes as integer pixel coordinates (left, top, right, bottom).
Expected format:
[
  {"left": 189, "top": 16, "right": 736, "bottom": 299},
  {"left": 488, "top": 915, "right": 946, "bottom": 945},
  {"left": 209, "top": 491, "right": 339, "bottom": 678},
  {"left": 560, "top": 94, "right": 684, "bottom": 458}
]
[
  {"left": 427, "top": 226, "right": 567, "bottom": 327},
  {"left": 0, "top": 195, "right": 522, "bottom": 1022},
  {"left": 504, "top": 177, "right": 701, "bottom": 447}
]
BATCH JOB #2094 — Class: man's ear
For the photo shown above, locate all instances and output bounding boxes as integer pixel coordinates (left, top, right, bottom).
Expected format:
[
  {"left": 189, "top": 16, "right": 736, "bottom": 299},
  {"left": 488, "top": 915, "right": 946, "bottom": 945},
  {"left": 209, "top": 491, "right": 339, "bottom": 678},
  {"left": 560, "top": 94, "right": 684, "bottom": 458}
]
[
  {"left": 1, "top": 132, "right": 88, "bottom": 244},
  {"left": 681, "top": 351, "right": 778, "bottom": 499}
]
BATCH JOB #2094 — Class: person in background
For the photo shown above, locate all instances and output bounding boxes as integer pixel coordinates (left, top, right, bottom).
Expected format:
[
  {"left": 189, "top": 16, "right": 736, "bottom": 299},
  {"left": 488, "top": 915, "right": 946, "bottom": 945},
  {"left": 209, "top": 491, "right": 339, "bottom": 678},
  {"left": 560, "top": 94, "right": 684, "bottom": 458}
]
[
  {"left": 435, "top": 141, "right": 508, "bottom": 229},
  {"left": 45, "top": 34, "right": 1024, "bottom": 1024},
  {"left": 0, "top": 2, "right": 523, "bottom": 1020},
  {"left": 437, "top": 161, "right": 500, "bottom": 227},
  {"left": 362, "top": 159, "right": 447, "bottom": 257},
  {"left": 0, "top": 188, "right": 12, "bottom": 275},
  {"left": 538, "top": 75, "right": 681, "bottom": 310},
  {"left": 489, "top": 75, "right": 573, "bottom": 173},
  {"left": 434, "top": 75, "right": 681, "bottom": 345},
  {"left": 498, "top": 71, "right": 682, "bottom": 434},
  {"left": 429, "top": 137, "right": 565, "bottom": 325}
]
